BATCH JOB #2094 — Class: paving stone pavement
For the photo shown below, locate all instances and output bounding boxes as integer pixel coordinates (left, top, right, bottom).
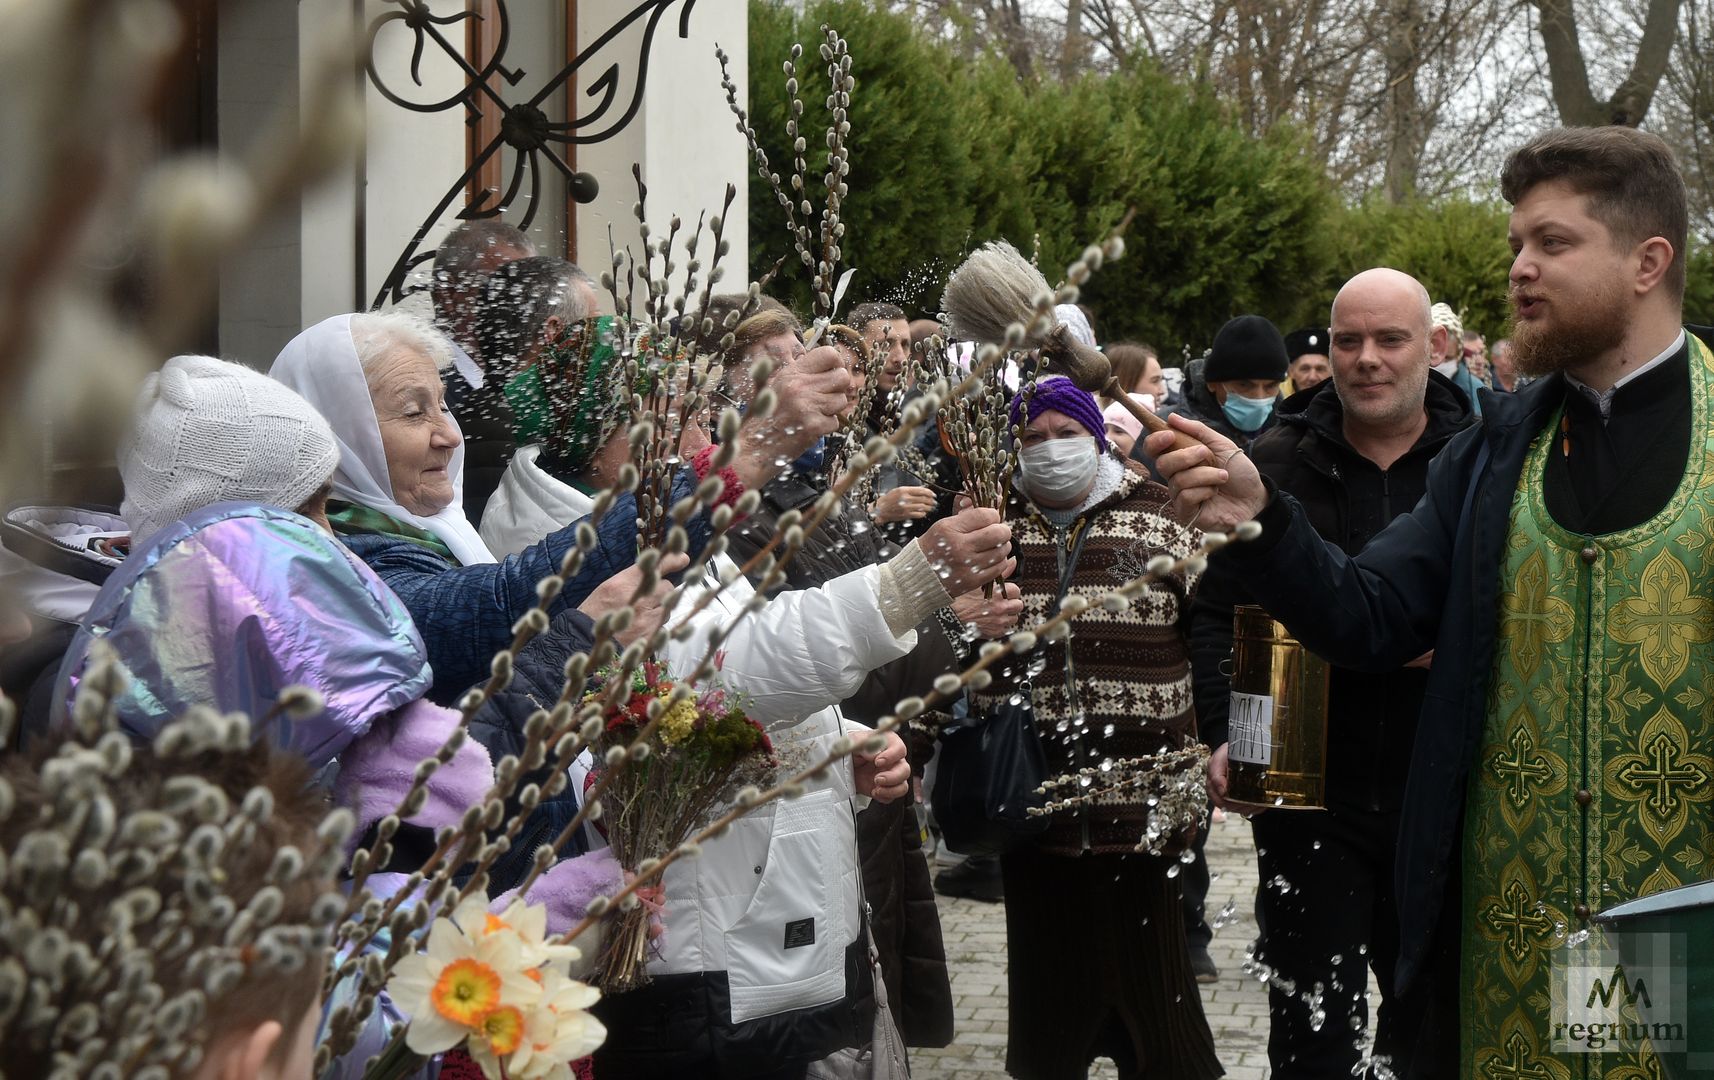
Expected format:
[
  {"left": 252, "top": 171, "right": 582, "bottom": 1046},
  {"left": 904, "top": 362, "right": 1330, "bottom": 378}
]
[{"left": 910, "top": 812, "right": 1275, "bottom": 1080}]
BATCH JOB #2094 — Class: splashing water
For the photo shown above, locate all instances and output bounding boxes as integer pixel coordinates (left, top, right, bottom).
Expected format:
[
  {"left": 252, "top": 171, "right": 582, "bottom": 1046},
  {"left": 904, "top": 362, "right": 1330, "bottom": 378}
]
[{"left": 1211, "top": 899, "right": 1238, "bottom": 930}]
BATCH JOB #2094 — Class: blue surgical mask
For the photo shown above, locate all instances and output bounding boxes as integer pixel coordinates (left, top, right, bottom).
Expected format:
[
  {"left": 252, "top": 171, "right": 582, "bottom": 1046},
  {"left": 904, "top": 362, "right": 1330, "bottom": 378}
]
[{"left": 1221, "top": 392, "right": 1275, "bottom": 433}]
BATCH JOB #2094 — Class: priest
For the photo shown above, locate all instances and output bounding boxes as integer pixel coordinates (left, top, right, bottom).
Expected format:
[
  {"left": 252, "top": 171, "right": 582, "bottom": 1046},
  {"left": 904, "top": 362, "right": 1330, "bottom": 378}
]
[{"left": 1147, "top": 125, "right": 1714, "bottom": 1078}]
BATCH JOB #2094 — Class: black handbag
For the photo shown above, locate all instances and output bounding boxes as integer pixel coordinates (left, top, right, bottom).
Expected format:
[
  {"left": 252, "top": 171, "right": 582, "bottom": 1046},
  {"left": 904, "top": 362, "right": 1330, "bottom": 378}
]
[
  {"left": 930, "top": 529, "right": 1089, "bottom": 857},
  {"left": 930, "top": 678, "right": 1051, "bottom": 856}
]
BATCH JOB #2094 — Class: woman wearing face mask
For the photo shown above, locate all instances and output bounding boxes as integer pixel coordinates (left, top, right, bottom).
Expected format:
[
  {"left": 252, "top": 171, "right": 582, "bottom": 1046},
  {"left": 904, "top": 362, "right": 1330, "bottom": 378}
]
[
  {"left": 1151, "top": 314, "right": 1289, "bottom": 457},
  {"left": 970, "top": 376, "right": 1221, "bottom": 1080}
]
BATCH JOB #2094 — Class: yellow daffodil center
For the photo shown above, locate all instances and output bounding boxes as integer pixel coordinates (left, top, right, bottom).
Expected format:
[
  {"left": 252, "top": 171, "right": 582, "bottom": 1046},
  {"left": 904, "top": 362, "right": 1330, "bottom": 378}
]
[
  {"left": 481, "top": 1005, "right": 525, "bottom": 1055},
  {"left": 430, "top": 957, "right": 502, "bottom": 1026}
]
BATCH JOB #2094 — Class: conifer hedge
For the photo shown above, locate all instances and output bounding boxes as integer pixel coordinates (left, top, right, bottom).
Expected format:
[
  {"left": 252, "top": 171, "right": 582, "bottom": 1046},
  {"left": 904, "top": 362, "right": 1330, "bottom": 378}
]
[{"left": 747, "top": 0, "right": 1714, "bottom": 355}]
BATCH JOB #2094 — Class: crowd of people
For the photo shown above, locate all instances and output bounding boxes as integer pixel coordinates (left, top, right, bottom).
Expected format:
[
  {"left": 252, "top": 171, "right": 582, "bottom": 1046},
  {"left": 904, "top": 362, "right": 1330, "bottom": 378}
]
[{"left": 0, "top": 121, "right": 1709, "bottom": 1080}]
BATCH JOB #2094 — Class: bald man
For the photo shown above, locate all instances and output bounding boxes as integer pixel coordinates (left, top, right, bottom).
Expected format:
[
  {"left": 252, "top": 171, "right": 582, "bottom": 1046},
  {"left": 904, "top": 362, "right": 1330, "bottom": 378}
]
[
  {"left": 1190, "top": 267, "right": 1475, "bottom": 1077},
  {"left": 1151, "top": 127, "right": 1714, "bottom": 1077}
]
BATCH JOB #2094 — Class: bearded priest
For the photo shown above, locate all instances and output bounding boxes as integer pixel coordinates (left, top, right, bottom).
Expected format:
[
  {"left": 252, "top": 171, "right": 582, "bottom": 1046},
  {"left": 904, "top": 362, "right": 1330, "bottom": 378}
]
[{"left": 1145, "top": 125, "right": 1714, "bottom": 1078}]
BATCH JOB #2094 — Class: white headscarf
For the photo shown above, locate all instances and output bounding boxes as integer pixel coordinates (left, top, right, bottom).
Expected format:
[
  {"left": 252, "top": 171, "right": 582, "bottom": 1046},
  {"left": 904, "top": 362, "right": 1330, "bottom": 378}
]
[
  {"left": 270, "top": 314, "right": 497, "bottom": 565},
  {"left": 1054, "top": 304, "right": 1097, "bottom": 348}
]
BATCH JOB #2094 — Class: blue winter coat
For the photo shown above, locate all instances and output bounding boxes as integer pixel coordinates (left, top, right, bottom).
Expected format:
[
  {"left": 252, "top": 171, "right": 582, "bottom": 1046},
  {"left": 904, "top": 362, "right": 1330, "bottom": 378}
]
[{"left": 342, "top": 476, "right": 708, "bottom": 704}]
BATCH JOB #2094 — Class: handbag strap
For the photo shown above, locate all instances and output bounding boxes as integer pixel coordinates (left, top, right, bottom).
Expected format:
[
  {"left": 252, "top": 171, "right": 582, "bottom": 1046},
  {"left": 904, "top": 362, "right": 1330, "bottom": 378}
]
[
  {"left": 1047, "top": 521, "right": 1096, "bottom": 713},
  {"left": 1012, "top": 521, "right": 1092, "bottom": 697},
  {"left": 1055, "top": 522, "right": 1093, "bottom": 604}
]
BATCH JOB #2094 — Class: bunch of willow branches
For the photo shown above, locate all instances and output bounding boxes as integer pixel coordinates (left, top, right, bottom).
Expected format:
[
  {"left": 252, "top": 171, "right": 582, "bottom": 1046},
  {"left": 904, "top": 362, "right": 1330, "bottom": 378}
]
[{"left": 718, "top": 24, "right": 855, "bottom": 326}]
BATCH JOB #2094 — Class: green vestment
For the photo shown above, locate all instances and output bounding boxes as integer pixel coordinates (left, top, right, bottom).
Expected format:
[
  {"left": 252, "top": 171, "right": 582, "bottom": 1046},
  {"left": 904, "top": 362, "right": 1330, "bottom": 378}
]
[{"left": 1462, "top": 335, "right": 1714, "bottom": 1078}]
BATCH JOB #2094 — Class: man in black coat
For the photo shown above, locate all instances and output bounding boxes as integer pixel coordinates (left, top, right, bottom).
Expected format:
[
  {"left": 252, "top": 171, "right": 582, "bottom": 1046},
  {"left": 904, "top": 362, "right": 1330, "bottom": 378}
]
[
  {"left": 432, "top": 221, "right": 536, "bottom": 527},
  {"left": 1190, "top": 268, "right": 1475, "bottom": 1077},
  {"left": 1148, "top": 127, "right": 1712, "bottom": 1078},
  {"left": 1154, "top": 315, "right": 1290, "bottom": 453}
]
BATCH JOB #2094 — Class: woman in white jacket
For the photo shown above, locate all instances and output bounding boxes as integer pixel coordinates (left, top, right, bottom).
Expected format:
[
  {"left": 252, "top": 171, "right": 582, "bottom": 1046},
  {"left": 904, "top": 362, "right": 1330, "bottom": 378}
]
[{"left": 479, "top": 345, "right": 1012, "bottom": 1079}]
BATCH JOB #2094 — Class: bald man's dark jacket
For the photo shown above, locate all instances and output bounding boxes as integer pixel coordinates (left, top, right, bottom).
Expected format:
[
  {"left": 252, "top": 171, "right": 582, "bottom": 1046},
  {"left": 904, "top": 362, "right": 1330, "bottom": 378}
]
[{"left": 1190, "top": 370, "right": 1474, "bottom": 812}]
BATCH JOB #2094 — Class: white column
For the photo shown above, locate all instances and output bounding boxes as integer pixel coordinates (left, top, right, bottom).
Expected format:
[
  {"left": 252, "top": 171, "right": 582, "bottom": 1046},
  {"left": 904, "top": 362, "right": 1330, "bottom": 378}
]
[{"left": 574, "top": 0, "right": 750, "bottom": 305}]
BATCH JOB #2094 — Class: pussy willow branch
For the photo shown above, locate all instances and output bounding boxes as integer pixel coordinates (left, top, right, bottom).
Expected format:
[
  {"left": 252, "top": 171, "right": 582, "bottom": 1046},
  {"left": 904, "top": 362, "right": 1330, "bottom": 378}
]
[
  {"left": 1031, "top": 745, "right": 1211, "bottom": 820},
  {"left": 547, "top": 530, "right": 1252, "bottom": 947},
  {"left": 319, "top": 528, "right": 724, "bottom": 1067},
  {"left": 334, "top": 550, "right": 740, "bottom": 1069},
  {"left": 351, "top": 209, "right": 1127, "bottom": 1000},
  {"left": 320, "top": 506, "right": 712, "bottom": 1042},
  {"left": 716, "top": 46, "right": 814, "bottom": 271},
  {"left": 813, "top": 27, "right": 854, "bottom": 318},
  {"left": 334, "top": 518, "right": 601, "bottom": 920},
  {"left": 324, "top": 213, "right": 772, "bottom": 1063},
  {"left": 604, "top": 224, "right": 627, "bottom": 318}
]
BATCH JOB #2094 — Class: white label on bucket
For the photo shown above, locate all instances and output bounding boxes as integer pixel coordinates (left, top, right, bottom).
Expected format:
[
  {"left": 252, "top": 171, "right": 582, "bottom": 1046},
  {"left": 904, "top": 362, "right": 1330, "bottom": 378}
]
[{"left": 1229, "top": 692, "right": 1274, "bottom": 765}]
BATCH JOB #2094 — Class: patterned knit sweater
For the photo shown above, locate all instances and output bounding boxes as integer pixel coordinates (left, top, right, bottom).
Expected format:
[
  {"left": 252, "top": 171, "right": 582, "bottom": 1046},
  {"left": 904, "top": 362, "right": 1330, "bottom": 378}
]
[{"left": 971, "top": 460, "right": 1203, "bottom": 857}]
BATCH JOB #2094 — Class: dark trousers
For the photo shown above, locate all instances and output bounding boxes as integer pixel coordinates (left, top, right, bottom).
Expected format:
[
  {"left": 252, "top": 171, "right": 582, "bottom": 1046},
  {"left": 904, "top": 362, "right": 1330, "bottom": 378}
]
[{"left": 1251, "top": 808, "right": 1423, "bottom": 1079}]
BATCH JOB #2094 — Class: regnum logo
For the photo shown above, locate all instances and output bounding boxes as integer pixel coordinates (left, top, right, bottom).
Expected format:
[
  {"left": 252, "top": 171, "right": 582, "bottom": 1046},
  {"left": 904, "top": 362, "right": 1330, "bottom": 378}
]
[
  {"left": 1583, "top": 966, "right": 1652, "bottom": 1011},
  {"left": 1553, "top": 933, "right": 1686, "bottom": 1056}
]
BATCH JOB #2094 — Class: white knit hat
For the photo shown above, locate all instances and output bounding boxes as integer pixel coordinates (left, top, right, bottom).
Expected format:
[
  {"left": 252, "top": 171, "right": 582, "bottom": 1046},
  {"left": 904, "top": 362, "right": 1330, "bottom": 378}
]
[
  {"left": 1430, "top": 302, "right": 1463, "bottom": 341},
  {"left": 120, "top": 355, "right": 340, "bottom": 543}
]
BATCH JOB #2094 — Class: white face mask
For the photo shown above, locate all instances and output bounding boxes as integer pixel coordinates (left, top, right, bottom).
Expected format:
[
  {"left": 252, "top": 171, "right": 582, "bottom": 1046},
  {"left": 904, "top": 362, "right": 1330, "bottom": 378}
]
[
  {"left": 1434, "top": 359, "right": 1461, "bottom": 378},
  {"left": 1017, "top": 437, "right": 1100, "bottom": 505}
]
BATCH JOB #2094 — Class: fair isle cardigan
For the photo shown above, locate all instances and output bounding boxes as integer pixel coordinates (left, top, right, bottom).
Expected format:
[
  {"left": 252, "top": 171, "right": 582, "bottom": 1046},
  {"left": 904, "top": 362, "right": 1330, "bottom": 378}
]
[{"left": 973, "top": 461, "right": 1203, "bottom": 856}]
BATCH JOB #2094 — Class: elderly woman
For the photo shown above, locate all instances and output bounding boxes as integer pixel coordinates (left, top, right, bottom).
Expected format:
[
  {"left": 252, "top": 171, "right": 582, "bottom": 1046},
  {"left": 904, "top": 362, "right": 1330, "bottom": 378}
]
[
  {"left": 971, "top": 376, "right": 1220, "bottom": 1080},
  {"left": 273, "top": 310, "right": 841, "bottom": 703}
]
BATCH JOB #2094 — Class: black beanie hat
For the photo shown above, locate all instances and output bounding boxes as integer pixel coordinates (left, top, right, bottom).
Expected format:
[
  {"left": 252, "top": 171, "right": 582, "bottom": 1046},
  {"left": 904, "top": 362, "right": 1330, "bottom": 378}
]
[
  {"left": 1283, "top": 327, "right": 1331, "bottom": 361},
  {"left": 1205, "top": 315, "right": 1289, "bottom": 383}
]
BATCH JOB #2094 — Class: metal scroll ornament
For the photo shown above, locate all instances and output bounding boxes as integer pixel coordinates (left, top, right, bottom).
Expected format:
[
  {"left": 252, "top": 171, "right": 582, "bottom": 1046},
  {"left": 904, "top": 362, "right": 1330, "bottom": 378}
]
[
  {"left": 363, "top": 0, "right": 698, "bottom": 309},
  {"left": 1225, "top": 605, "right": 1330, "bottom": 809}
]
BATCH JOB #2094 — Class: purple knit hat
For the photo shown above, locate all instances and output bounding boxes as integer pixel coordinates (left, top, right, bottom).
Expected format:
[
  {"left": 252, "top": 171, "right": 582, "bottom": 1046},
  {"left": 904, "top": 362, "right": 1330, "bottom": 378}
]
[{"left": 1009, "top": 376, "right": 1108, "bottom": 451}]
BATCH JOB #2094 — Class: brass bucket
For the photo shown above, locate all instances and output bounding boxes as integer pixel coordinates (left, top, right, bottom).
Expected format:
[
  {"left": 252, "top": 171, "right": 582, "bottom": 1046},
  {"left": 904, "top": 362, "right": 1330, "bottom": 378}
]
[{"left": 1225, "top": 605, "right": 1331, "bottom": 809}]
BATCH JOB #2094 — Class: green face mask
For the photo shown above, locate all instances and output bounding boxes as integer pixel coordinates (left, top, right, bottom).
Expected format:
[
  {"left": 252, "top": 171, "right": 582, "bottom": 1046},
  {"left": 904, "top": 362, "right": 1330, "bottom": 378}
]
[{"left": 500, "top": 315, "right": 623, "bottom": 474}]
